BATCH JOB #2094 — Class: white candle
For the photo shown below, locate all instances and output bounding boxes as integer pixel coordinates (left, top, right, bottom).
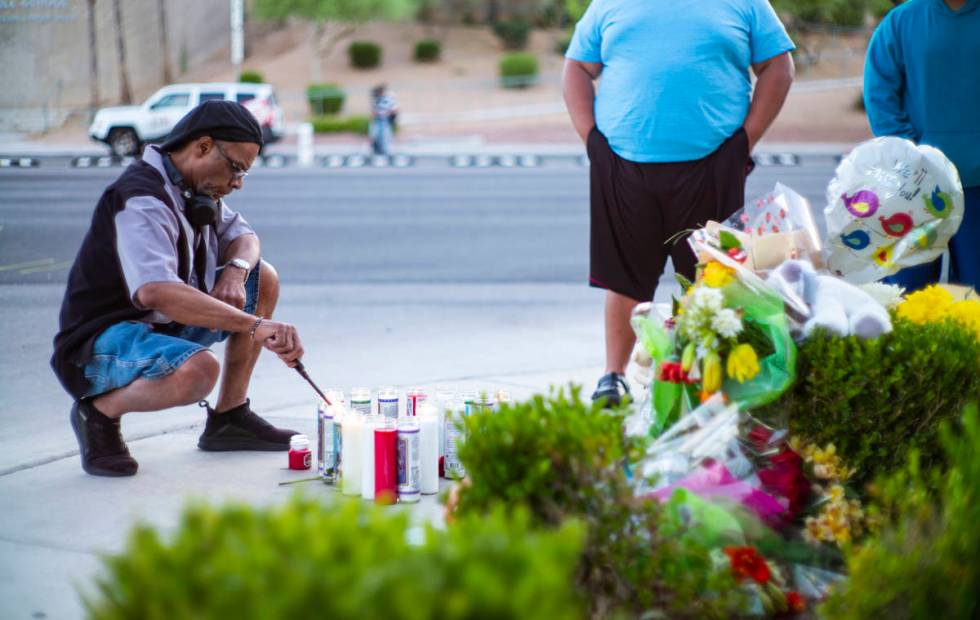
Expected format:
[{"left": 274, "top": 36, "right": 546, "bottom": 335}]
[
  {"left": 341, "top": 412, "right": 363, "bottom": 495},
  {"left": 418, "top": 403, "right": 440, "bottom": 495},
  {"left": 435, "top": 389, "right": 455, "bottom": 459},
  {"left": 361, "top": 415, "right": 379, "bottom": 500}
]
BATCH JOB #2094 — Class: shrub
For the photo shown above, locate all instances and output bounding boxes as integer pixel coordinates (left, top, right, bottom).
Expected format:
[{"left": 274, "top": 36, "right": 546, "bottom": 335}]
[
  {"left": 310, "top": 115, "right": 370, "bottom": 135},
  {"left": 348, "top": 40, "right": 382, "bottom": 69},
  {"left": 413, "top": 39, "right": 441, "bottom": 62},
  {"left": 761, "top": 318, "right": 980, "bottom": 486},
  {"left": 554, "top": 33, "right": 572, "bottom": 55},
  {"left": 499, "top": 52, "right": 539, "bottom": 88},
  {"left": 306, "top": 83, "right": 345, "bottom": 116},
  {"left": 819, "top": 405, "right": 980, "bottom": 619},
  {"left": 453, "top": 387, "right": 742, "bottom": 619},
  {"left": 85, "top": 497, "right": 587, "bottom": 619},
  {"left": 238, "top": 69, "right": 264, "bottom": 84},
  {"left": 493, "top": 18, "right": 532, "bottom": 50}
]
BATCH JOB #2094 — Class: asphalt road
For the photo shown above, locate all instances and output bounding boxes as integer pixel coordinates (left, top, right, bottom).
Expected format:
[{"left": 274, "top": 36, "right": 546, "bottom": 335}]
[
  {"left": 0, "top": 159, "right": 840, "bottom": 286},
  {"left": 0, "top": 158, "right": 841, "bottom": 474}
]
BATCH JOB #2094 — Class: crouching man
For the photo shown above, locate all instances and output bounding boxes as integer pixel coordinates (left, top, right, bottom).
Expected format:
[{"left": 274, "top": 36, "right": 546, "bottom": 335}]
[{"left": 52, "top": 101, "right": 304, "bottom": 477}]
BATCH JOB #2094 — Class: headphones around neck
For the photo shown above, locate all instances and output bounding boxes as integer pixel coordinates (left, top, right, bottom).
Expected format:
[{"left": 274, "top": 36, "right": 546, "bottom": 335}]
[{"left": 161, "top": 152, "right": 218, "bottom": 229}]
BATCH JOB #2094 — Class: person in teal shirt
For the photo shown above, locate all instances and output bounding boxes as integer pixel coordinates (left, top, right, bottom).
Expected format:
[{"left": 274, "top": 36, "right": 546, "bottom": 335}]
[
  {"left": 865, "top": 0, "right": 980, "bottom": 290},
  {"left": 563, "top": 0, "right": 795, "bottom": 405}
]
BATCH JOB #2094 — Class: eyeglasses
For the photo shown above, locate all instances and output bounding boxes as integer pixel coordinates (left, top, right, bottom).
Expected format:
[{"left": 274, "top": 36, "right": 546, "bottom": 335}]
[{"left": 214, "top": 142, "right": 249, "bottom": 180}]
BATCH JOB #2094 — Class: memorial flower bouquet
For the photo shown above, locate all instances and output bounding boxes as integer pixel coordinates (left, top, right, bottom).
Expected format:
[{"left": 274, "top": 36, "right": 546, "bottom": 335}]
[{"left": 631, "top": 257, "right": 796, "bottom": 437}]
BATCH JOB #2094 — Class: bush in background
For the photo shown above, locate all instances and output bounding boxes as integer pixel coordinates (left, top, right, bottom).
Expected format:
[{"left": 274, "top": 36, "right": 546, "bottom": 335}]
[
  {"left": 348, "top": 40, "right": 382, "bottom": 69},
  {"left": 493, "top": 18, "right": 532, "bottom": 50},
  {"left": 761, "top": 318, "right": 980, "bottom": 486},
  {"left": 498, "top": 52, "right": 539, "bottom": 88},
  {"left": 414, "top": 39, "right": 441, "bottom": 62},
  {"left": 306, "top": 83, "right": 345, "bottom": 116},
  {"left": 85, "top": 498, "right": 587, "bottom": 619},
  {"left": 238, "top": 69, "right": 264, "bottom": 84},
  {"left": 819, "top": 405, "right": 980, "bottom": 619},
  {"left": 311, "top": 115, "right": 370, "bottom": 135},
  {"left": 454, "top": 387, "right": 742, "bottom": 619}
]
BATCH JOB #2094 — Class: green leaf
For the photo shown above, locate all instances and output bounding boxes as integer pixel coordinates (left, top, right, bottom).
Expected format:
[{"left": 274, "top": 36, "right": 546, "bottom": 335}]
[{"left": 719, "top": 230, "right": 742, "bottom": 251}]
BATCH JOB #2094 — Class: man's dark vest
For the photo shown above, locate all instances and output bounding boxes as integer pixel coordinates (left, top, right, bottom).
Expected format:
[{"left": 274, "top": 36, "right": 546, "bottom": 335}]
[{"left": 51, "top": 160, "right": 192, "bottom": 400}]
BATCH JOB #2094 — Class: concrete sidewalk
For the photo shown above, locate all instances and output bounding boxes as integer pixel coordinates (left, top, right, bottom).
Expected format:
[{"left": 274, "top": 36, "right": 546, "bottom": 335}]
[{"left": 0, "top": 277, "right": 683, "bottom": 619}]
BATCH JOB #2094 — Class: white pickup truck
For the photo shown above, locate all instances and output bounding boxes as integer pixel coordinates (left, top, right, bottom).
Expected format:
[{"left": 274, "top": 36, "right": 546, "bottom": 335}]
[{"left": 89, "top": 82, "right": 285, "bottom": 156}]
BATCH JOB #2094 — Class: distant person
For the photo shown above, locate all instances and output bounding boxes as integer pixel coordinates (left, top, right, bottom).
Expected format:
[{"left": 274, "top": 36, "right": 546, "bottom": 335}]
[
  {"left": 864, "top": 0, "right": 980, "bottom": 290},
  {"left": 370, "top": 84, "right": 399, "bottom": 156},
  {"left": 563, "top": 0, "right": 795, "bottom": 405},
  {"left": 52, "top": 101, "right": 305, "bottom": 477}
]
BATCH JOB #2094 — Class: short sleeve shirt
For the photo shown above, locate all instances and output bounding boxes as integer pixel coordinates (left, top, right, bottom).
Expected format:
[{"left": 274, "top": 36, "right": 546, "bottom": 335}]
[
  {"left": 114, "top": 146, "right": 255, "bottom": 323},
  {"left": 566, "top": 0, "right": 794, "bottom": 163}
]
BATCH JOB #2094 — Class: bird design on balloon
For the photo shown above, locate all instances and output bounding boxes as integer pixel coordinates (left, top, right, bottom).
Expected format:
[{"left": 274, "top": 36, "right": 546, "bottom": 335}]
[
  {"left": 879, "top": 212, "right": 914, "bottom": 237},
  {"left": 842, "top": 190, "right": 879, "bottom": 218},
  {"left": 840, "top": 229, "right": 871, "bottom": 250},
  {"left": 922, "top": 186, "right": 953, "bottom": 219},
  {"left": 872, "top": 244, "right": 894, "bottom": 267}
]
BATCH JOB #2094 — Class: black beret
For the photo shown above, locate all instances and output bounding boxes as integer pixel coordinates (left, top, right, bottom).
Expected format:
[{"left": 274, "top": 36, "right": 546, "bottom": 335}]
[{"left": 161, "top": 100, "right": 263, "bottom": 152}]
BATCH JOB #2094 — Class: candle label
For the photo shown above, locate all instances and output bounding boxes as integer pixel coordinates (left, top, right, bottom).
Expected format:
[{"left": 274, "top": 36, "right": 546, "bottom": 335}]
[
  {"left": 317, "top": 404, "right": 336, "bottom": 482},
  {"left": 405, "top": 389, "right": 428, "bottom": 416},
  {"left": 350, "top": 399, "right": 371, "bottom": 415},
  {"left": 444, "top": 412, "right": 466, "bottom": 479},
  {"left": 378, "top": 396, "right": 399, "bottom": 419},
  {"left": 397, "top": 427, "right": 421, "bottom": 502}
]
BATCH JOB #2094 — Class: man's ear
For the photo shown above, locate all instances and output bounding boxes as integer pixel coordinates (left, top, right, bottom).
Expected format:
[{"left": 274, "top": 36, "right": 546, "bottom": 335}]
[{"left": 196, "top": 136, "right": 214, "bottom": 158}]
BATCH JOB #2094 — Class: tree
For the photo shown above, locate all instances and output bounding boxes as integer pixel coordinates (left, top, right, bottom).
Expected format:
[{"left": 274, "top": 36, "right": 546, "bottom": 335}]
[
  {"left": 157, "top": 0, "right": 174, "bottom": 83},
  {"left": 111, "top": 0, "right": 132, "bottom": 104},
  {"left": 87, "top": 0, "right": 100, "bottom": 120},
  {"left": 254, "top": 0, "right": 417, "bottom": 82}
]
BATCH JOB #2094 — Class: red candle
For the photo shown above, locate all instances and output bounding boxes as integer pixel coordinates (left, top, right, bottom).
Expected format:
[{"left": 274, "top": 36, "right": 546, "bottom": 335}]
[{"left": 374, "top": 423, "right": 398, "bottom": 505}]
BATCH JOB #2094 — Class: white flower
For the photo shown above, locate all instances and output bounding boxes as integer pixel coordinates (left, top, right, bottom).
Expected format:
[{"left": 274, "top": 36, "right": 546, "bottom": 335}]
[
  {"left": 688, "top": 287, "right": 724, "bottom": 314},
  {"left": 858, "top": 282, "right": 905, "bottom": 309},
  {"left": 711, "top": 308, "right": 743, "bottom": 339}
]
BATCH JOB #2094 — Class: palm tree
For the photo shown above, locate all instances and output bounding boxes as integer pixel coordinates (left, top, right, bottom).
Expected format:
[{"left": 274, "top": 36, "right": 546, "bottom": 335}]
[
  {"left": 111, "top": 0, "right": 132, "bottom": 104},
  {"left": 157, "top": 0, "right": 174, "bottom": 83},
  {"left": 87, "top": 0, "right": 100, "bottom": 119}
]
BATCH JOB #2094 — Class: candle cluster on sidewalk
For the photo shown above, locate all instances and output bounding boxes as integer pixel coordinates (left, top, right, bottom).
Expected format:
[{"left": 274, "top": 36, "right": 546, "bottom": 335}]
[{"left": 315, "top": 387, "right": 511, "bottom": 505}]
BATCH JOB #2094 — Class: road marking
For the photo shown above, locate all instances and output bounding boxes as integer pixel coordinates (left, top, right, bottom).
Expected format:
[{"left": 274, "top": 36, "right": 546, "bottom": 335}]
[
  {"left": 0, "top": 258, "right": 55, "bottom": 272},
  {"left": 20, "top": 260, "right": 73, "bottom": 275}
]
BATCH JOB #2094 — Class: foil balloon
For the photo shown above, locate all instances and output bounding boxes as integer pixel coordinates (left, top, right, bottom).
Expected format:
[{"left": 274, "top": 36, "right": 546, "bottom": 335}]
[{"left": 824, "top": 137, "right": 964, "bottom": 283}]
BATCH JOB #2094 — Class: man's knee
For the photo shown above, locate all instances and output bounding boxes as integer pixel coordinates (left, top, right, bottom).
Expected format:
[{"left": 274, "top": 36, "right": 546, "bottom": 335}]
[
  {"left": 257, "top": 259, "right": 279, "bottom": 313},
  {"left": 172, "top": 350, "right": 220, "bottom": 403}
]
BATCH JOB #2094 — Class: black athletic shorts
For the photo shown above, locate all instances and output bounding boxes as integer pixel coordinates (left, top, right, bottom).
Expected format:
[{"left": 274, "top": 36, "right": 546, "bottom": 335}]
[{"left": 586, "top": 126, "right": 754, "bottom": 302}]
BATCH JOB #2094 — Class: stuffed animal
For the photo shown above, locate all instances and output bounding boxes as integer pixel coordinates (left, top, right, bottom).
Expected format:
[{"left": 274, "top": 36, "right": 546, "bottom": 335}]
[{"left": 766, "top": 259, "right": 892, "bottom": 339}]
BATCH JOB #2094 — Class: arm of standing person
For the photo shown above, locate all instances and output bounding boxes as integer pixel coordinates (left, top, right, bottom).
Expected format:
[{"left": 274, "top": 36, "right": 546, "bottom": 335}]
[
  {"left": 743, "top": 52, "right": 795, "bottom": 152},
  {"left": 863, "top": 17, "right": 917, "bottom": 140},
  {"left": 563, "top": 59, "right": 603, "bottom": 142},
  {"left": 136, "top": 283, "right": 304, "bottom": 366}
]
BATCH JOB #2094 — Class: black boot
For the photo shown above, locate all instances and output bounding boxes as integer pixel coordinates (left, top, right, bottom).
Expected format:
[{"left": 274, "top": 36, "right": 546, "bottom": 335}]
[
  {"left": 70, "top": 401, "right": 138, "bottom": 477},
  {"left": 591, "top": 372, "right": 631, "bottom": 407},
  {"left": 197, "top": 399, "right": 298, "bottom": 451}
]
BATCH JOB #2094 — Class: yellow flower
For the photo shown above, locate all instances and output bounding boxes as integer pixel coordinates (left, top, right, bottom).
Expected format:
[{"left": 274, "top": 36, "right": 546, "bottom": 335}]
[
  {"left": 702, "top": 351, "right": 723, "bottom": 393},
  {"left": 942, "top": 299, "right": 980, "bottom": 342},
  {"left": 702, "top": 261, "right": 735, "bottom": 288},
  {"left": 827, "top": 484, "right": 846, "bottom": 503},
  {"left": 896, "top": 285, "right": 955, "bottom": 324},
  {"left": 726, "top": 344, "right": 760, "bottom": 383}
]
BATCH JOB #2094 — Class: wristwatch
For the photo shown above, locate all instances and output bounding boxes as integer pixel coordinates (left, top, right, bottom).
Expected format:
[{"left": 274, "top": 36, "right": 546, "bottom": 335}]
[{"left": 225, "top": 258, "right": 250, "bottom": 279}]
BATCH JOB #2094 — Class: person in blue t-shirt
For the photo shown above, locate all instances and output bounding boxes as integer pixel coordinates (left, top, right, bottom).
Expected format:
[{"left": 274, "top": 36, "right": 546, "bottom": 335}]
[
  {"left": 865, "top": 0, "right": 980, "bottom": 291},
  {"left": 563, "top": 0, "right": 795, "bottom": 405}
]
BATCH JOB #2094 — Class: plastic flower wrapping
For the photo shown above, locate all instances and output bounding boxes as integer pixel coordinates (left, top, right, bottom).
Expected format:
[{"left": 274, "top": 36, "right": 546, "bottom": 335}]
[
  {"left": 629, "top": 253, "right": 796, "bottom": 437},
  {"left": 824, "top": 137, "right": 964, "bottom": 283}
]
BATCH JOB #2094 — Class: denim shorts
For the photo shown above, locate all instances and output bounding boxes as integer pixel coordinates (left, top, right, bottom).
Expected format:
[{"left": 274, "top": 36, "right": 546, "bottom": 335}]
[{"left": 82, "top": 265, "right": 260, "bottom": 398}]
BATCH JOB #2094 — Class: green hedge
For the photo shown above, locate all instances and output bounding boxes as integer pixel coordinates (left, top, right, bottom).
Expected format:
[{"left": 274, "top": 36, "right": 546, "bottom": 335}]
[
  {"left": 348, "top": 40, "right": 382, "bottom": 69},
  {"left": 454, "top": 387, "right": 742, "bottom": 619},
  {"left": 311, "top": 115, "right": 370, "bottom": 135},
  {"left": 820, "top": 405, "right": 980, "bottom": 619},
  {"left": 238, "top": 69, "right": 264, "bottom": 84},
  {"left": 306, "top": 83, "right": 345, "bottom": 116},
  {"left": 493, "top": 18, "right": 532, "bottom": 50},
  {"left": 414, "top": 39, "right": 441, "bottom": 62},
  {"left": 85, "top": 498, "right": 587, "bottom": 619},
  {"left": 499, "top": 52, "right": 539, "bottom": 88},
  {"left": 761, "top": 318, "right": 980, "bottom": 486}
]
